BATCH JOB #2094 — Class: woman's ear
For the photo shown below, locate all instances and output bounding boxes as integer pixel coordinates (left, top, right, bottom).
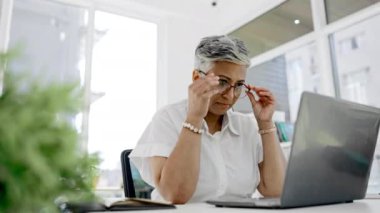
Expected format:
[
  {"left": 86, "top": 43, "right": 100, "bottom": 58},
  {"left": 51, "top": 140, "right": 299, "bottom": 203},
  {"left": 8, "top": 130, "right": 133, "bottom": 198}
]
[{"left": 192, "top": 69, "right": 201, "bottom": 81}]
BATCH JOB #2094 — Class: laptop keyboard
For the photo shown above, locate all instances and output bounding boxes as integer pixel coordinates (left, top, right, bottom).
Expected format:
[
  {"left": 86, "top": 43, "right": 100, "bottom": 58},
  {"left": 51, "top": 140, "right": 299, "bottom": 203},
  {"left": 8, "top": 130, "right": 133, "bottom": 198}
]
[
  {"left": 253, "top": 197, "right": 281, "bottom": 207},
  {"left": 207, "top": 196, "right": 281, "bottom": 208}
]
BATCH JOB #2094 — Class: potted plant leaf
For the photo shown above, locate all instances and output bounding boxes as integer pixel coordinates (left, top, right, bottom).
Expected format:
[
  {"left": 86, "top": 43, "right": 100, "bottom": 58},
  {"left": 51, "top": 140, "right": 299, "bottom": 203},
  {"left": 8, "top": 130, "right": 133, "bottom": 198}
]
[{"left": 0, "top": 50, "right": 100, "bottom": 212}]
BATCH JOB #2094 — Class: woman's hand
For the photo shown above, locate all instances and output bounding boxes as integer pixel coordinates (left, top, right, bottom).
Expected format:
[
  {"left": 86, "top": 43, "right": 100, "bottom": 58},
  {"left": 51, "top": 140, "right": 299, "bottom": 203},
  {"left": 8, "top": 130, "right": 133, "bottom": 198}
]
[
  {"left": 187, "top": 73, "right": 220, "bottom": 121},
  {"left": 245, "top": 85, "right": 276, "bottom": 122}
]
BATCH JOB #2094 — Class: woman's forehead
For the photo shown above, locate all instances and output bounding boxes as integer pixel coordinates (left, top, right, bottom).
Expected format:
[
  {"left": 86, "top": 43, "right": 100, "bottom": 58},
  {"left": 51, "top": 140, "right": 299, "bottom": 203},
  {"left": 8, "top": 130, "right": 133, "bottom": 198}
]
[{"left": 210, "top": 61, "right": 247, "bottom": 80}]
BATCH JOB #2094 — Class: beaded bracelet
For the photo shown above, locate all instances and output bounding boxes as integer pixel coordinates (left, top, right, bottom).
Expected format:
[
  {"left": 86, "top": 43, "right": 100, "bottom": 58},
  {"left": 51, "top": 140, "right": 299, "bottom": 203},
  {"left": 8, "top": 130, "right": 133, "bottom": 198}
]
[
  {"left": 182, "top": 122, "right": 204, "bottom": 134},
  {"left": 258, "top": 127, "right": 277, "bottom": 135}
]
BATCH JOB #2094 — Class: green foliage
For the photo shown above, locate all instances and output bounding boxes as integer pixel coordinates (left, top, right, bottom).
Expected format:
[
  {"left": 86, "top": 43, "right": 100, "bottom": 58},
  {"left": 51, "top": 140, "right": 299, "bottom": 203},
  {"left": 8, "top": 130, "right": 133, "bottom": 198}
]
[{"left": 0, "top": 51, "right": 100, "bottom": 212}]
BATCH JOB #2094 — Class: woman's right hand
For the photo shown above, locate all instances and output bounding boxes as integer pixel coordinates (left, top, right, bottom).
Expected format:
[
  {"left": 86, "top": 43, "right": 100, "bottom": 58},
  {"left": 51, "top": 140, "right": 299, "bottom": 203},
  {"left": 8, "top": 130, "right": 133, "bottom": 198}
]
[{"left": 187, "top": 73, "right": 220, "bottom": 122}]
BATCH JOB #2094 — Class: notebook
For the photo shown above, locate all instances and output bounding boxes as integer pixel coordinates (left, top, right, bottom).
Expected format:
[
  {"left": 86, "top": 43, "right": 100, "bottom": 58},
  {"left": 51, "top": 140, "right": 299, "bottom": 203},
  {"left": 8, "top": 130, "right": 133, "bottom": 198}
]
[
  {"left": 207, "top": 92, "right": 380, "bottom": 208},
  {"left": 58, "top": 197, "right": 175, "bottom": 212}
]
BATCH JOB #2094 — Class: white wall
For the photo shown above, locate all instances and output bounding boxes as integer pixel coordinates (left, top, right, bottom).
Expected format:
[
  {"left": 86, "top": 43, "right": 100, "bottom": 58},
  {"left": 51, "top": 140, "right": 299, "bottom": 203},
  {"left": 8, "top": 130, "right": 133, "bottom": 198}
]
[
  {"left": 164, "top": 18, "right": 218, "bottom": 105},
  {"left": 160, "top": 0, "right": 284, "bottom": 106}
]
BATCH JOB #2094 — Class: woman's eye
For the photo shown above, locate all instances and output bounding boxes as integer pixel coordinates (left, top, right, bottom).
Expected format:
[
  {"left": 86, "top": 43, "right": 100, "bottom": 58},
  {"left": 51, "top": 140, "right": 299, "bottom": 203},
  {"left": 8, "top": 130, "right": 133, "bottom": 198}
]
[
  {"left": 218, "top": 79, "right": 229, "bottom": 87},
  {"left": 236, "top": 83, "right": 244, "bottom": 89}
]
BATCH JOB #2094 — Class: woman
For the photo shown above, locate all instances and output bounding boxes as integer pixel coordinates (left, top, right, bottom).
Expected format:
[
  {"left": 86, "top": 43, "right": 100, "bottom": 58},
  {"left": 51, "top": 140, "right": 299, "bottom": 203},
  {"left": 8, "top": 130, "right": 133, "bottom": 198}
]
[{"left": 129, "top": 35, "right": 286, "bottom": 204}]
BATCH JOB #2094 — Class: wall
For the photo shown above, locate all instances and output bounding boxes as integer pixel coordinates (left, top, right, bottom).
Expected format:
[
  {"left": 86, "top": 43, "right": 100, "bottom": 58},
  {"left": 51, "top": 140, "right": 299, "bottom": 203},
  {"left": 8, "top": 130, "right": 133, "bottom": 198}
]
[
  {"left": 164, "top": 18, "right": 218, "bottom": 105},
  {"left": 161, "top": 0, "right": 284, "bottom": 105}
]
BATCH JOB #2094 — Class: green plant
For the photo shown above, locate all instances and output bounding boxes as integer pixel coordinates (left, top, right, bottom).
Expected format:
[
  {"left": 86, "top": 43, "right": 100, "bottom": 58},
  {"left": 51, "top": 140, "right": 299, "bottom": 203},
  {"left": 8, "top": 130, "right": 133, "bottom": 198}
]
[{"left": 0, "top": 51, "right": 100, "bottom": 212}]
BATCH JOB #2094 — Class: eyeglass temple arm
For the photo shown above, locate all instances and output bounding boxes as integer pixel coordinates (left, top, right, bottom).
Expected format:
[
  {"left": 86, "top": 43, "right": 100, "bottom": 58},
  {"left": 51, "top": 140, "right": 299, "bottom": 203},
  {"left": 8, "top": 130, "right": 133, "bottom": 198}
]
[{"left": 243, "top": 83, "right": 252, "bottom": 91}]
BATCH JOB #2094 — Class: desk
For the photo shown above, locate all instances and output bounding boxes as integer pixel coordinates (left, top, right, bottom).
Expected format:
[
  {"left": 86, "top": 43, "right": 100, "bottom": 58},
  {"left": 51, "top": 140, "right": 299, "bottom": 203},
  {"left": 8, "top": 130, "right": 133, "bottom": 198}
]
[{"left": 108, "top": 199, "right": 380, "bottom": 213}]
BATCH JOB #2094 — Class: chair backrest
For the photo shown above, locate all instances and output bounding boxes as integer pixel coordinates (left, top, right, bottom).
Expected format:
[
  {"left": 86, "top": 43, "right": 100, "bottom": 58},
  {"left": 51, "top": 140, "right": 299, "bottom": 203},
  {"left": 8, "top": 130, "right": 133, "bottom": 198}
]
[
  {"left": 120, "top": 149, "right": 136, "bottom": 198},
  {"left": 120, "top": 149, "right": 154, "bottom": 198}
]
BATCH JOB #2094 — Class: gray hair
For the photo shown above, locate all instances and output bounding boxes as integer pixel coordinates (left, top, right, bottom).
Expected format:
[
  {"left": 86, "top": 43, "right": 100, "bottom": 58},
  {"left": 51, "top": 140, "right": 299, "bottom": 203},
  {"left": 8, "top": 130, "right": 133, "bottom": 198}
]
[{"left": 194, "top": 35, "right": 251, "bottom": 72}]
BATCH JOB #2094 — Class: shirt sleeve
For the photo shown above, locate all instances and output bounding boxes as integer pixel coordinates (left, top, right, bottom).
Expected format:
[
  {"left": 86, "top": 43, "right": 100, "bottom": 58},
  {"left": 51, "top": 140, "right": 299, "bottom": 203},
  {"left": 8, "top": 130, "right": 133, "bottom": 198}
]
[{"left": 129, "top": 109, "right": 179, "bottom": 186}]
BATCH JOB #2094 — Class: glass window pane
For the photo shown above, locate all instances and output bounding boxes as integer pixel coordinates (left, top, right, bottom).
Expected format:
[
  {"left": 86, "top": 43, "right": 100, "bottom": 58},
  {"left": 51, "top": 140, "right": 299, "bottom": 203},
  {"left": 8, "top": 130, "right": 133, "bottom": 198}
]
[
  {"left": 9, "top": 0, "right": 87, "bottom": 133},
  {"left": 325, "top": 0, "right": 380, "bottom": 23},
  {"left": 88, "top": 11, "right": 157, "bottom": 190},
  {"left": 330, "top": 14, "right": 380, "bottom": 194},
  {"left": 9, "top": 0, "right": 87, "bottom": 84},
  {"left": 234, "top": 43, "right": 321, "bottom": 124},
  {"left": 229, "top": 0, "right": 313, "bottom": 58}
]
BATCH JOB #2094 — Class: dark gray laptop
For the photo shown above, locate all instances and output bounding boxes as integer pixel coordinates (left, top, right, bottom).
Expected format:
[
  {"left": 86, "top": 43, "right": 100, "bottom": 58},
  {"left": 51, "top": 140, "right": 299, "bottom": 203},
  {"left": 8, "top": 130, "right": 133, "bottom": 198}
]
[{"left": 207, "top": 92, "right": 380, "bottom": 208}]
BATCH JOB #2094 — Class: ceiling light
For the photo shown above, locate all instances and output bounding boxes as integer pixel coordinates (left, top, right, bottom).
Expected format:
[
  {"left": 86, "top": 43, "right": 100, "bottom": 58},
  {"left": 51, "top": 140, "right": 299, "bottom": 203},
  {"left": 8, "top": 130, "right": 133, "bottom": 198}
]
[
  {"left": 59, "top": 32, "right": 66, "bottom": 42},
  {"left": 294, "top": 19, "right": 300, "bottom": 25}
]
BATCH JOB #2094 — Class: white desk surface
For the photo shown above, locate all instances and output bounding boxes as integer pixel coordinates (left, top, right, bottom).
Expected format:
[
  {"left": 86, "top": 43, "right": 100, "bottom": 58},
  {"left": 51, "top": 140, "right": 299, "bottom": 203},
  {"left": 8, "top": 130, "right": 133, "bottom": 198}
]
[{"left": 109, "top": 199, "right": 380, "bottom": 213}]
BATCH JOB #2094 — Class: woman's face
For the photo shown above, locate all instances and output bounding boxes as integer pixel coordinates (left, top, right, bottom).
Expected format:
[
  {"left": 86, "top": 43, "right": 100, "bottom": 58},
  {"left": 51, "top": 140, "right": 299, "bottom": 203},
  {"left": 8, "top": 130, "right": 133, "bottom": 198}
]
[{"left": 207, "top": 61, "right": 247, "bottom": 116}]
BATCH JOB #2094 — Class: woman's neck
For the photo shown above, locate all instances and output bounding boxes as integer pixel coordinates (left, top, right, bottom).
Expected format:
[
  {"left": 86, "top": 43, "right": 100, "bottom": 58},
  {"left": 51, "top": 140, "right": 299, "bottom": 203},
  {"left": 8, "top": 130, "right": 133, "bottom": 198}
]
[{"left": 205, "top": 113, "right": 224, "bottom": 134}]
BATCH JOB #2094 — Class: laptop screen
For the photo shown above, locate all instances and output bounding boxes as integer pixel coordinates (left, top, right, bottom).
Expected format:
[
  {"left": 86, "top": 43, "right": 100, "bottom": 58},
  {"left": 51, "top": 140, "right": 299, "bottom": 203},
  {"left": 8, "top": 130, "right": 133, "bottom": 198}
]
[{"left": 281, "top": 92, "right": 380, "bottom": 207}]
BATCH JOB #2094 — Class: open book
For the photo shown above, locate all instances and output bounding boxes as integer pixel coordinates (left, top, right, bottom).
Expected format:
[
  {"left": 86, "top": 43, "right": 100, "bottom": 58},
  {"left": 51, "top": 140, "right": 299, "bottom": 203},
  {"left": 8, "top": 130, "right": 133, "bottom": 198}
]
[{"left": 59, "top": 197, "right": 176, "bottom": 212}]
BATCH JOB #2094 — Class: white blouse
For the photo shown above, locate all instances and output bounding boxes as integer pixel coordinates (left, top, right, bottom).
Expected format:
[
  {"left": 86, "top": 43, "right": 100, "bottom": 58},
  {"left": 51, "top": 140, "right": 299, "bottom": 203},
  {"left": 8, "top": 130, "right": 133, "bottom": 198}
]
[{"left": 129, "top": 100, "right": 263, "bottom": 202}]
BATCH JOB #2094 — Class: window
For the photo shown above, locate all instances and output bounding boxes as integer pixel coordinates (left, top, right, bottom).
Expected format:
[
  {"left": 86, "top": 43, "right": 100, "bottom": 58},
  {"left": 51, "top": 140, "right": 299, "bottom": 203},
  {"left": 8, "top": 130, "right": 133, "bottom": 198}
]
[
  {"left": 9, "top": 0, "right": 87, "bottom": 84},
  {"left": 330, "top": 14, "right": 380, "bottom": 108},
  {"left": 8, "top": 0, "right": 158, "bottom": 192},
  {"left": 330, "top": 14, "right": 380, "bottom": 194},
  {"left": 234, "top": 43, "right": 320, "bottom": 123},
  {"left": 229, "top": 0, "right": 313, "bottom": 58},
  {"left": 88, "top": 11, "right": 157, "bottom": 189},
  {"left": 341, "top": 67, "right": 369, "bottom": 104},
  {"left": 338, "top": 32, "right": 365, "bottom": 55},
  {"left": 325, "top": 0, "right": 380, "bottom": 23}
]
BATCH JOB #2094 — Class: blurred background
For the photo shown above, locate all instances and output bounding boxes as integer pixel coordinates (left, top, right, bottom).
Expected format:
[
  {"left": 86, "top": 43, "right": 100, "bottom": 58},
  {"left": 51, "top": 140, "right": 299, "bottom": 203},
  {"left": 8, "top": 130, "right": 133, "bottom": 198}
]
[{"left": 1, "top": 0, "right": 379, "bottom": 198}]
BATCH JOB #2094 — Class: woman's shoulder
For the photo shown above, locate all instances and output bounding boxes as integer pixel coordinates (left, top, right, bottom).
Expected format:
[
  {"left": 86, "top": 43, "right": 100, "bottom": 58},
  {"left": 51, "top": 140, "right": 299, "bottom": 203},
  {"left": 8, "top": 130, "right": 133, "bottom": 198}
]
[{"left": 156, "top": 99, "right": 187, "bottom": 113}]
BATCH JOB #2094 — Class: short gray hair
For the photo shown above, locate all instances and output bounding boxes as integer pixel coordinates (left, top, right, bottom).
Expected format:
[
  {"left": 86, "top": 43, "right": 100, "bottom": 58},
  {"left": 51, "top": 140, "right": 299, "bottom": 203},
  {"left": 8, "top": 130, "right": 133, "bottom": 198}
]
[{"left": 194, "top": 35, "right": 250, "bottom": 72}]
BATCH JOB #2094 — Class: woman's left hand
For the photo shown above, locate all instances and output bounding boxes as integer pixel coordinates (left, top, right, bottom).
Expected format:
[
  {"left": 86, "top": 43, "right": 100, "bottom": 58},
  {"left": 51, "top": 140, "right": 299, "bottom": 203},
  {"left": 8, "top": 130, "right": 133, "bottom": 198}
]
[{"left": 246, "top": 85, "right": 276, "bottom": 122}]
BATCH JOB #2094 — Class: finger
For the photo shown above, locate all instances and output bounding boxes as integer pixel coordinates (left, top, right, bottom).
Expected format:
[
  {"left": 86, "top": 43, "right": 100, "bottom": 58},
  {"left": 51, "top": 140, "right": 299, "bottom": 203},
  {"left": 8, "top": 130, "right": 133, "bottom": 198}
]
[
  {"left": 247, "top": 85, "right": 274, "bottom": 99},
  {"left": 200, "top": 73, "right": 219, "bottom": 82},
  {"left": 246, "top": 90, "right": 258, "bottom": 106},
  {"left": 258, "top": 96, "right": 271, "bottom": 105},
  {"left": 192, "top": 76, "right": 219, "bottom": 92},
  {"left": 245, "top": 84, "right": 254, "bottom": 89},
  {"left": 253, "top": 87, "right": 271, "bottom": 93},
  {"left": 196, "top": 78, "right": 220, "bottom": 93},
  {"left": 205, "top": 87, "right": 222, "bottom": 97},
  {"left": 258, "top": 96, "right": 275, "bottom": 106},
  {"left": 194, "top": 72, "right": 217, "bottom": 83},
  {"left": 256, "top": 91, "right": 275, "bottom": 100}
]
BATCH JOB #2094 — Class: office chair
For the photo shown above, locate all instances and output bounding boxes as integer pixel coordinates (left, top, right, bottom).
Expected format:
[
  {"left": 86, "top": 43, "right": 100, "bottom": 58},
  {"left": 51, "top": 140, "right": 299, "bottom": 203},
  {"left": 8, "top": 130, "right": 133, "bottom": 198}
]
[{"left": 120, "top": 149, "right": 154, "bottom": 198}]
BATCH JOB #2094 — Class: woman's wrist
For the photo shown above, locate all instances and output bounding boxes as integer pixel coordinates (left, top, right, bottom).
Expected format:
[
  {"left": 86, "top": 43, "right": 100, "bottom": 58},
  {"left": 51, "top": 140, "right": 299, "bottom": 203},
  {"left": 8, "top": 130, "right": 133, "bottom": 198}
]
[
  {"left": 257, "top": 120, "right": 274, "bottom": 130},
  {"left": 185, "top": 115, "right": 203, "bottom": 128}
]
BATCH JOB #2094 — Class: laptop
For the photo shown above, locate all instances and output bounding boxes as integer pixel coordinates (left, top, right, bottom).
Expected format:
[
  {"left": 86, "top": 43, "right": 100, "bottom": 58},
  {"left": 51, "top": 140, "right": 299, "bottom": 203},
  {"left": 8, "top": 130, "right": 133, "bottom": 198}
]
[{"left": 207, "top": 92, "right": 380, "bottom": 208}]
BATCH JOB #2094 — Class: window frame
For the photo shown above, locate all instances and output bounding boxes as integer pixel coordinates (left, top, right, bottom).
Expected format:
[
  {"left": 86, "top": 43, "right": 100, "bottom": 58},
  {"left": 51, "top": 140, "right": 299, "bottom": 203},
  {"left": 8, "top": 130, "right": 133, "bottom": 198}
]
[{"left": 0, "top": 0, "right": 167, "bottom": 152}]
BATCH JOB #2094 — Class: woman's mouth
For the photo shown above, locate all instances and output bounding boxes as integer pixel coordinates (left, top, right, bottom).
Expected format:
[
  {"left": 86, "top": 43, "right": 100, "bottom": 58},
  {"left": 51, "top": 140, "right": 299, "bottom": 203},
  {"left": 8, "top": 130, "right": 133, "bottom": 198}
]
[{"left": 216, "top": 102, "right": 230, "bottom": 108}]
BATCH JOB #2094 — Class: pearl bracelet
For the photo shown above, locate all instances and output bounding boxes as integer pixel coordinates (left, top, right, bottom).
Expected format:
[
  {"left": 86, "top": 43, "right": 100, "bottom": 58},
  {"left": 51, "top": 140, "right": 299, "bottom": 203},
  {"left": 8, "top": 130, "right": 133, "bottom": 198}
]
[
  {"left": 182, "top": 122, "right": 204, "bottom": 134},
  {"left": 258, "top": 127, "right": 277, "bottom": 135}
]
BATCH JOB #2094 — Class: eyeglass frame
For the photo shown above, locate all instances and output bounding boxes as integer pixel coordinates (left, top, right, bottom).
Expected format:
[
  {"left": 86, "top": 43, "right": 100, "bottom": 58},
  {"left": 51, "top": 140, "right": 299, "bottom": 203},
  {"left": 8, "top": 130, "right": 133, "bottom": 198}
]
[{"left": 197, "top": 70, "right": 251, "bottom": 98}]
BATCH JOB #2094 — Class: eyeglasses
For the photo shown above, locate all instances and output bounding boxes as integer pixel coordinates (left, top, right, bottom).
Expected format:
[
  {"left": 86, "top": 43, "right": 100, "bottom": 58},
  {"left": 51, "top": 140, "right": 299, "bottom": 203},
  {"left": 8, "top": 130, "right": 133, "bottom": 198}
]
[{"left": 198, "top": 70, "right": 250, "bottom": 99}]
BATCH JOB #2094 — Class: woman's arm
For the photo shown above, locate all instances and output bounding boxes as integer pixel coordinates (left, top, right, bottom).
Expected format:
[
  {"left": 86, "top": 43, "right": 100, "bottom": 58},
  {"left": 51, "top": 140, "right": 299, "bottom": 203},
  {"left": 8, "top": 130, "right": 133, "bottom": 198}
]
[
  {"left": 257, "top": 121, "right": 286, "bottom": 197},
  {"left": 150, "top": 116, "right": 202, "bottom": 204},
  {"left": 245, "top": 86, "right": 286, "bottom": 197},
  {"left": 149, "top": 72, "right": 220, "bottom": 204}
]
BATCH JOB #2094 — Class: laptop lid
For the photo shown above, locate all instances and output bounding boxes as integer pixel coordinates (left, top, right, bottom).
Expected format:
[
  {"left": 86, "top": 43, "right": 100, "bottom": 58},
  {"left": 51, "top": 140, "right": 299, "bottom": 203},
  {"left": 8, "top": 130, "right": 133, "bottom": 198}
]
[{"left": 281, "top": 92, "right": 380, "bottom": 207}]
